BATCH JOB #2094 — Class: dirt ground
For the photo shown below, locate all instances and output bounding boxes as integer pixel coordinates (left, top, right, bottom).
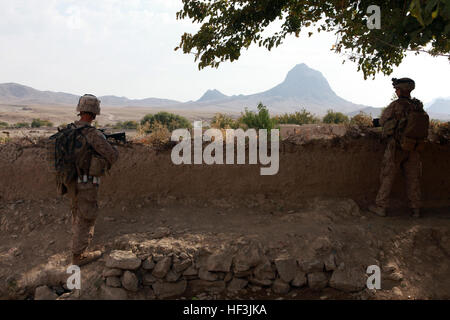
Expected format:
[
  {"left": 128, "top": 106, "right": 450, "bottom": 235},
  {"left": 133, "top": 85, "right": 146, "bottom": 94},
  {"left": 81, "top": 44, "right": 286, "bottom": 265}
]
[{"left": 1, "top": 194, "right": 449, "bottom": 300}]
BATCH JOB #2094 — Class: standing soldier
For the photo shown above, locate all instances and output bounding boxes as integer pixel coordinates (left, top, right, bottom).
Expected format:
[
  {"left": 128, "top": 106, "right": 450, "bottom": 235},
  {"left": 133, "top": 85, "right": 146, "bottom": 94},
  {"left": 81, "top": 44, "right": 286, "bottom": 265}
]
[
  {"left": 54, "top": 94, "right": 119, "bottom": 266},
  {"left": 369, "top": 78, "right": 429, "bottom": 218}
]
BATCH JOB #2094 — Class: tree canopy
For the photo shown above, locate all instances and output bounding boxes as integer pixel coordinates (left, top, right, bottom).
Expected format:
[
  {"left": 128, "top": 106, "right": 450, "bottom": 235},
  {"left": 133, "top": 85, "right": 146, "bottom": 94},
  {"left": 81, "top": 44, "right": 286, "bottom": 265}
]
[{"left": 176, "top": 0, "right": 450, "bottom": 78}]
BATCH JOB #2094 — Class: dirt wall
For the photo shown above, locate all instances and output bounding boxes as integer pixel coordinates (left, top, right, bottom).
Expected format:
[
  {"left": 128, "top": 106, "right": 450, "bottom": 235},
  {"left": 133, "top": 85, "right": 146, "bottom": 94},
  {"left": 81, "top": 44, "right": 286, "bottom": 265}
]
[{"left": 0, "top": 134, "right": 449, "bottom": 208}]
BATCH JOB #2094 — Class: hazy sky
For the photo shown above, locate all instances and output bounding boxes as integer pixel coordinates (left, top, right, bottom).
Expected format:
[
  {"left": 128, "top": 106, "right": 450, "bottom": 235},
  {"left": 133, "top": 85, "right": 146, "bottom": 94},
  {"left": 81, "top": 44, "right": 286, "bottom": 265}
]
[{"left": 0, "top": 0, "right": 449, "bottom": 108}]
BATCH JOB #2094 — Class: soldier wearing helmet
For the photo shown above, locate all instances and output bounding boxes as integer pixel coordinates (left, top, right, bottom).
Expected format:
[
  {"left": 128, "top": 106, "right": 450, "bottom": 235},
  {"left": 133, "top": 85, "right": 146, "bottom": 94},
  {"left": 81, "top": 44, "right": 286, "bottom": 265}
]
[
  {"left": 66, "top": 94, "right": 119, "bottom": 266},
  {"left": 369, "top": 78, "right": 428, "bottom": 219}
]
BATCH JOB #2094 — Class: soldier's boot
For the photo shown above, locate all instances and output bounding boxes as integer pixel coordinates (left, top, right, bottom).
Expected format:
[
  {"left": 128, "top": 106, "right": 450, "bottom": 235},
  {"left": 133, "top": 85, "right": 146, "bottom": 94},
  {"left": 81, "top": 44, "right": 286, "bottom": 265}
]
[
  {"left": 368, "top": 205, "right": 387, "bottom": 217},
  {"left": 72, "top": 250, "right": 103, "bottom": 266},
  {"left": 411, "top": 208, "right": 421, "bottom": 218}
]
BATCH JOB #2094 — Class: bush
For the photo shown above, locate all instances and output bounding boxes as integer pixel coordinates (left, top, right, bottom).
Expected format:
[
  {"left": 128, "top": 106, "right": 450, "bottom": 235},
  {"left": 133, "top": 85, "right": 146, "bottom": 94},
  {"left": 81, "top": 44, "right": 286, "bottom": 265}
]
[
  {"left": 210, "top": 113, "right": 239, "bottom": 129},
  {"left": 14, "top": 122, "right": 30, "bottom": 128},
  {"left": 238, "top": 103, "right": 275, "bottom": 131},
  {"left": 141, "top": 112, "right": 191, "bottom": 133},
  {"left": 273, "top": 109, "right": 320, "bottom": 125},
  {"left": 31, "top": 118, "right": 53, "bottom": 128},
  {"left": 114, "top": 121, "right": 139, "bottom": 130},
  {"left": 135, "top": 121, "right": 172, "bottom": 147},
  {"left": 350, "top": 112, "right": 373, "bottom": 127},
  {"left": 322, "top": 110, "right": 349, "bottom": 124},
  {"left": 0, "top": 121, "right": 8, "bottom": 128}
]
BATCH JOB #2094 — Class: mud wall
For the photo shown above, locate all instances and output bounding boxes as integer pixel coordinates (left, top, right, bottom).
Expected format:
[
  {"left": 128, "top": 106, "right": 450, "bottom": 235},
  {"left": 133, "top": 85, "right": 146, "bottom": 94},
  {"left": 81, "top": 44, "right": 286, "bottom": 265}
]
[{"left": 0, "top": 136, "right": 449, "bottom": 208}]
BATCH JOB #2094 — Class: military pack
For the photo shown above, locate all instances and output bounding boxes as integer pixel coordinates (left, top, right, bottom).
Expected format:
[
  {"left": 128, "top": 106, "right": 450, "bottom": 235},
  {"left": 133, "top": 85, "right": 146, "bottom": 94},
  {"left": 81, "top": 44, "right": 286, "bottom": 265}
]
[{"left": 47, "top": 124, "right": 90, "bottom": 194}]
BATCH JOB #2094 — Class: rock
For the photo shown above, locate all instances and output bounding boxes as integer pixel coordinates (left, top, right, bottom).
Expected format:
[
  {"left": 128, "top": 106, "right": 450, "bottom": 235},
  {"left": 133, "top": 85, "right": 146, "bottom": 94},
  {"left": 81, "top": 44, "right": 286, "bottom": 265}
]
[
  {"left": 34, "top": 286, "right": 58, "bottom": 300},
  {"left": 291, "top": 271, "right": 307, "bottom": 287},
  {"left": 142, "top": 257, "right": 155, "bottom": 270},
  {"left": 188, "top": 280, "right": 226, "bottom": 294},
  {"left": 106, "top": 276, "right": 122, "bottom": 288},
  {"left": 227, "top": 278, "right": 248, "bottom": 292},
  {"left": 204, "top": 252, "right": 233, "bottom": 272},
  {"left": 121, "top": 271, "right": 139, "bottom": 292},
  {"left": 152, "top": 280, "right": 187, "bottom": 299},
  {"left": 386, "top": 272, "right": 403, "bottom": 281},
  {"left": 392, "top": 286, "right": 403, "bottom": 297},
  {"left": 103, "top": 268, "right": 123, "bottom": 277},
  {"left": 152, "top": 257, "right": 172, "bottom": 279},
  {"left": 274, "top": 258, "right": 297, "bottom": 282},
  {"left": 182, "top": 265, "right": 198, "bottom": 277},
  {"left": 254, "top": 260, "right": 276, "bottom": 280},
  {"left": 329, "top": 269, "right": 366, "bottom": 293},
  {"left": 199, "top": 268, "right": 219, "bottom": 281},
  {"left": 152, "top": 227, "right": 171, "bottom": 239},
  {"left": 173, "top": 259, "right": 192, "bottom": 273},
  {"left": 233, "top": 242, "right": 265, "bottom": 273},
  {"left": 324, "top": 254, "right": 337, "bottom": 271},
  {"left": 100, "top": 285, "right": 128, "bottom": 300},
  {"left": 307, "top": 272, "right": 329, "bottom": 290},
  {"left": 166, "top": 270, "right": 181, "bottom": 282},
  {"left": 249, "top": 277, "right": 273, "bottom": 287},
  {"left": 143, "top": 274, "right": 157, "bottom": 286},
  {"left": 272, "top": 279, "right": 290, "bottom": 294},
  {"left": 106, "top": 251, "right": 141, "bottom": 270},
  {"left": 298, "top": 259, "right": 324, "bottom": 273}
]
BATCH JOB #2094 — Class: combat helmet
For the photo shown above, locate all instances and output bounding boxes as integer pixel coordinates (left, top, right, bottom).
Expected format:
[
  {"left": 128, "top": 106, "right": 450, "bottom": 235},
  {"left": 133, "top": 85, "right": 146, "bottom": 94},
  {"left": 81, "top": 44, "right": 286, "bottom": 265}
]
[
  {"left": 392, "top": 78, "right": 415, "bottom": 92},
  {"left": 77, "top": 94, "right": 101, "bottom": 115}
]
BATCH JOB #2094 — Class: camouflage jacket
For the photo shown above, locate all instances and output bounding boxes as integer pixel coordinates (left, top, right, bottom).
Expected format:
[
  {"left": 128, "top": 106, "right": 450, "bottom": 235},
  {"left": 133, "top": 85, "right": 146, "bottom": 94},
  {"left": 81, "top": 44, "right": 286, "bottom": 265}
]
[
  {"left": 380, "top": 97, "right": 424, "bottom": 140},
  {"left": 73, "top": 120, "right": 119, "bottom": 167}
]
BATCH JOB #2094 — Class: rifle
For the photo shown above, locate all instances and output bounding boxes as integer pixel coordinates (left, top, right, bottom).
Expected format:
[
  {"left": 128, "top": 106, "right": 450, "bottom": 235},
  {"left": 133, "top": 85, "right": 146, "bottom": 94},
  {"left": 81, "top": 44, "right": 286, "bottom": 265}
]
[{"left": 99, "top": 129, "right": 127, "bottom": 144}]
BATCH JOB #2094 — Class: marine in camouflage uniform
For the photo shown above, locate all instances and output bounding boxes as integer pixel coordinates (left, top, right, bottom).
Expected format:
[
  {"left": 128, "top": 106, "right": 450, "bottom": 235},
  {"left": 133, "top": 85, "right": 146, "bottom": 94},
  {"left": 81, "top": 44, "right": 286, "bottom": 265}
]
[
  {"left": 369, "top": 78, "right": 424, "bottom": 218},
  {"left": 66, "top": 94, "right": 119, "bottom": 266}
]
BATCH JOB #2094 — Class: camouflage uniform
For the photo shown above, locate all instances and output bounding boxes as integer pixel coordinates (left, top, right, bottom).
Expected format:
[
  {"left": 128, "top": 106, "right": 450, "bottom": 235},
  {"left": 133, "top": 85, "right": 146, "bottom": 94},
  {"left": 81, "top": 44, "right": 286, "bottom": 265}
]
[
  {"left": 375, "top": 98, "right": 423, "bottom": 209},
  {"left": 66, "top": 120, "right": 119, "bottom": 255}
]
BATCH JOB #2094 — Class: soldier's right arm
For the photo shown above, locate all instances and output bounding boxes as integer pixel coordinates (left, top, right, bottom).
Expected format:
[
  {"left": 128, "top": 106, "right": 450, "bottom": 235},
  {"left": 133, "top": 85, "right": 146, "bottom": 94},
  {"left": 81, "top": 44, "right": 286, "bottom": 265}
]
[
  {"left": 85, "top": 129, "right": 119, "bottom": 166},
  {"left": 380, "top": 101, "right": 396, "bottom": 126}
]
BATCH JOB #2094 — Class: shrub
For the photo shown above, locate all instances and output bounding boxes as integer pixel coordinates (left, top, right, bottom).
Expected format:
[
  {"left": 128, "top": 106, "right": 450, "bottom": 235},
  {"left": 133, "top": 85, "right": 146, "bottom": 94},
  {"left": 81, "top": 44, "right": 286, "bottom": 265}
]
[
  {"left": 113, "top": 121, "right": 139, "bottom": 130},
  {"left": 322, "top": 110, "right": 349, "bottom": 124},
  {"left": 273, "top": 109, "right": 320, "bottom": 125},
  {"left": 14, "top": 122, "right": 30, "bottom": 128},
  {"left": 0, "top": 121, "right": 8, "bottom": 128},
  {"left": 210, "top": 113, "right": 239, "bottom": 129},
  {"left": 31, "top": 118, "right": 53, "bottom": 128},
  {"left": 141, "top": 112, "right": 191, "bottom": 133},
  {"left": 135, "top": 121, "right": 172, "bottom": 147},
  {"left": 350, "top": 112, "right": 373, "bottom": 127},
  {"left": 238, "top": 103, "right": 275, "bottom": 131}
]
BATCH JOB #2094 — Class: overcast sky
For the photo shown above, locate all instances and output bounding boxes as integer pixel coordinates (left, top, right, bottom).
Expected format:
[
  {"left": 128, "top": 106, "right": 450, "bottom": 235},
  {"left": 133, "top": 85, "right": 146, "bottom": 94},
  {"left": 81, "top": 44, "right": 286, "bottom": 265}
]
[{"left": 0, "top": 0, "right": 449, "bottom": 109}]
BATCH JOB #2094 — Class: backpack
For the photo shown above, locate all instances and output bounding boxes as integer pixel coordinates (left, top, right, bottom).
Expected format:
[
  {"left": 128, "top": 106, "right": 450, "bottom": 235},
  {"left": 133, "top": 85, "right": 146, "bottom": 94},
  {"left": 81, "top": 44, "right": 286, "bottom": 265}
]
[
  {"left": 47, "top": 124, "right": 89, "bottom": 194},
  {"left": 398, "top": 99, "right": 429, "bottom": 151}
]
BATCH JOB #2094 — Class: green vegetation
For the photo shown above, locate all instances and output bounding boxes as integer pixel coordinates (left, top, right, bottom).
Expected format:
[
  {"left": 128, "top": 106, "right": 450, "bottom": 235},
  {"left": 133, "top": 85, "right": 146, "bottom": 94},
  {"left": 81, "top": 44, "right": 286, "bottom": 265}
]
[
  {"left": 350, "top": 112, "right": 374, "bottom": 127},
  {"left": 31, "top": 118, "right": 53, "bottom": 128},
  {"left": 322, "top": 110, "right": 350, "bottom": 124},
  {"left": 13, "top": 122, "right": 30, "bottom": 128},
  {"left": 140, "top": 112, "right": 192, "bottom": 133},
  {"left": 0, "top": 121, "right": 8, "bottom": 128},
  {"left": 176, "top": 0, "right": 450, "bottom": 78},
  {"left": 273, "top": 109, "right": 320, "bottom": 125},
  {"left": 113, "top": 121, "right": 139, "bottom": 130},
  {"left": 210, "top": 113, "right": 239, "bottom": 129},
  {"left": 238, "top": 103, "right": 275, "bottom": 131}
]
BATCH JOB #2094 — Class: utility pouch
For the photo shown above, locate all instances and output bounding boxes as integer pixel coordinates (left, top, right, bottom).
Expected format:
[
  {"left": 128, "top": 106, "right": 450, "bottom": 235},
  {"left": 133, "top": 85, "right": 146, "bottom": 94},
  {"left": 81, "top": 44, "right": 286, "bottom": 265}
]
[{"left": 89, "top": 155, "right": 107, "bottom": 177}]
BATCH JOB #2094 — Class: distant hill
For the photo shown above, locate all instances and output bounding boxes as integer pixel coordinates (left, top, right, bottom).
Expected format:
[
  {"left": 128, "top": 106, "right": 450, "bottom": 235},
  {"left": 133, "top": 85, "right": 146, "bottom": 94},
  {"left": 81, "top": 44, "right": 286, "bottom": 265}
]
[
  {"left": 185, "top": 63, "right": 371, "bottom": 115},
  {"left": 0, "top": 83, "right": 180, "bottom": 107},
  {"left": 427, "top": 98, "right": 450, "bottom": 115}
]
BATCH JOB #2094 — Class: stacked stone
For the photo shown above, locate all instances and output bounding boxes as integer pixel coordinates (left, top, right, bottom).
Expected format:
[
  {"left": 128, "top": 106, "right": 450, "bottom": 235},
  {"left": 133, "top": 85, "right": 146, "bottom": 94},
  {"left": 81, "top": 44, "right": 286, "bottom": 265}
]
[{"left": 101, "top": 246, "right": 367, "bottom": 300}]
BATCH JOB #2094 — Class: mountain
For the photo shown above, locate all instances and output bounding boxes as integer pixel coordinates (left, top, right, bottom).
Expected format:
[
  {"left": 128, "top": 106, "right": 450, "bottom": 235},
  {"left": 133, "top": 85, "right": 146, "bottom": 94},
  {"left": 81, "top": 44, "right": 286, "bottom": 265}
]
[
  {"left": 0, "top": 64, "right": 373, "bottom": 114},
  {"left": 180, "top": 63, "right": 370, "bottom": 115},
  {"left": 197, "top": 89, "right": 228, "bottom": 102},
  {"left": 0, "top": 83, "right": 180, "bottom": 107},
  {"left": 427, "top": 98, "right": 450, "bottom": 115}
]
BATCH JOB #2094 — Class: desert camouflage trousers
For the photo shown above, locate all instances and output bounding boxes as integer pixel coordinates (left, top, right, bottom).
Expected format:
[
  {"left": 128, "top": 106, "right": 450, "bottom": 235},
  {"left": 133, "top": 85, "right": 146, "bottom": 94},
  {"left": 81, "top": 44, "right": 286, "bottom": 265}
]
[
  {"left": 66, "top": 181, "right": 99, "bottom": 255},
  {"left": 375, "top": 139, "right": 422, "bottom": 209}
]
